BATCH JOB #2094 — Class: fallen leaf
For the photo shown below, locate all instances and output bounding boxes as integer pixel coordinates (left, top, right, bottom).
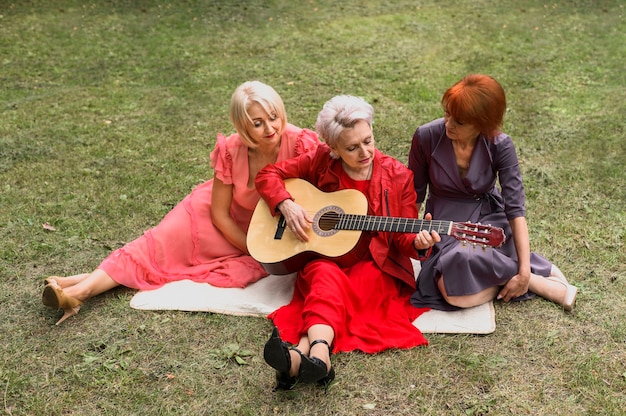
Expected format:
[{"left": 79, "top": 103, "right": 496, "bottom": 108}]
[{"left": 42, "top": 222, "right": 56, "bottom": 231}]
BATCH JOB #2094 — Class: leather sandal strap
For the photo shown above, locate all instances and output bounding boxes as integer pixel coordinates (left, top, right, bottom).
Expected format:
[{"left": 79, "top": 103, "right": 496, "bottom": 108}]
[{"left": 310, "top": 339, "right": 331, "bottom": 350}]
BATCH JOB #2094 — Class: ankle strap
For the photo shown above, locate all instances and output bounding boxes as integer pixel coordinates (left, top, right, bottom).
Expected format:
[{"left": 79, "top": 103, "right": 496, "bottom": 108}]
[{"left": 310, "top": 339, "right": 331, "bottom": 350}]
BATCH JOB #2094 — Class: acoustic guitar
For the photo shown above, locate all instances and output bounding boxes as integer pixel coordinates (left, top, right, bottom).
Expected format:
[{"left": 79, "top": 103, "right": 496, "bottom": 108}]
[{"left": 247, "top": 178, "right": 506, "bottom": 275}]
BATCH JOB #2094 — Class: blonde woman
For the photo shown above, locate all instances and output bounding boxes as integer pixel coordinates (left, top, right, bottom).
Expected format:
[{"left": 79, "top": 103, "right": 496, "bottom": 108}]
[{"left": 42, "top": 81, "right": 320, "bottom": 325}]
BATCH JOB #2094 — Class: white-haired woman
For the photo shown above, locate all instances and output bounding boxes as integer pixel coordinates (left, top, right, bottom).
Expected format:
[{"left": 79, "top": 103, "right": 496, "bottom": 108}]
[
  {"left": 42, "top": 81, "right": 320, "bottom": 325},
  {"left": 256, "top": 95, "right": 440, "bottom": 391}
]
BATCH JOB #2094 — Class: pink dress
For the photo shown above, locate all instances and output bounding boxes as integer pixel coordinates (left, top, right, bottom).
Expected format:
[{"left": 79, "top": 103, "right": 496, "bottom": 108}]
[{"left": 99, "top": 124, "right": 319, "bottom": 289}]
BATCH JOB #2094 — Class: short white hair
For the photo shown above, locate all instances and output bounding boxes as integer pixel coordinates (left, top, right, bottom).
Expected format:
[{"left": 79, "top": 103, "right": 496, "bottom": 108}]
[{"left": 314, "top": 95, "right": 374, "bottom": 157}]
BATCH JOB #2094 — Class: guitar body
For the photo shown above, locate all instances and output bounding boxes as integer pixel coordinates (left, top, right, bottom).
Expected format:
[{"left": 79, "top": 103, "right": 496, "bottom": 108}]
[{"left": 247, "top": 179, "right": 369, "bottom": 275}]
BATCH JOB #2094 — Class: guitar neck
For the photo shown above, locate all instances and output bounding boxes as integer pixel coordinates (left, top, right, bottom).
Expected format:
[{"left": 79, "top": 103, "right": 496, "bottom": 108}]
[{"left": 336, "top": 214, "right": 453, "bottom": 235}]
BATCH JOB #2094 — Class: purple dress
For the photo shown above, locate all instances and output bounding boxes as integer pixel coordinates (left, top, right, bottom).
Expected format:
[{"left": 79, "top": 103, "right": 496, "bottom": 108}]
[{"left": 408, "top": 118, "right": 552, "bottom": 311}]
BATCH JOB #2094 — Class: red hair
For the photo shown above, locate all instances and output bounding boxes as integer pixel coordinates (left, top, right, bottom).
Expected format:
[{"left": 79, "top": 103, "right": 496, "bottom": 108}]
[{"left": 441, "top": 74, "right": 506, "bottom": 140}]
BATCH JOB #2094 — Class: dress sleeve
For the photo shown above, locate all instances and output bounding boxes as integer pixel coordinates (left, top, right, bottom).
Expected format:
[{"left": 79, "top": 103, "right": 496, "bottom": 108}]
[
  {"left": 294, "top": 128, "right": 320, "bottom": 156},
  {"left": 408, "top": 126, "right": 431, "bottom": 204},
  {"left": 494, "top": 135, "right": 526, "bottom": 220},
  {"left": 210, "top": 133, "right": 234, "bottom": 185}
]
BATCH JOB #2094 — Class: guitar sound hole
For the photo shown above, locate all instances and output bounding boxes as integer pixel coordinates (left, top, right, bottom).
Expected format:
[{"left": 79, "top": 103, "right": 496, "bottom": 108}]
[{"left": 318, "top": 211, "right": 340, "bottom": 231}]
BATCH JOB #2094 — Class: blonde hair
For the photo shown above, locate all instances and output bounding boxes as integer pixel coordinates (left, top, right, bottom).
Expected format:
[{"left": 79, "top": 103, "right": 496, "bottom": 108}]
[{"left": 229, "top": 81, "right": 287, "bottom": 147}]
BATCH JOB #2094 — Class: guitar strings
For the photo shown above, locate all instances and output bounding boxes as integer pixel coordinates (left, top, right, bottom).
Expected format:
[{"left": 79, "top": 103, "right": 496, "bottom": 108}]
[
  {"left": 296, "top": 210, "right": 501, "bottom": 247},
  {"left": 303, "top": 210, "right": 496, "bottom": 233}
]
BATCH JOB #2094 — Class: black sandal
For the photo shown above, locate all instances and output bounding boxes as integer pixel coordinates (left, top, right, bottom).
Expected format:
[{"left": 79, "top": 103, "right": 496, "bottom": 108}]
[
  {"left": 298, "top": 339, "right": 335, "bottom": 391},
  {"left": 263, "top": 327, "right": 301, "bottom": 391}
]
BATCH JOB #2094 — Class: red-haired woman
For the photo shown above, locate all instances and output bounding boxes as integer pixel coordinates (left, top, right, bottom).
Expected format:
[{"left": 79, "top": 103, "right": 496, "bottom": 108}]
[{"left": 408, "top": 74, "right": 577, "bottom": 312}]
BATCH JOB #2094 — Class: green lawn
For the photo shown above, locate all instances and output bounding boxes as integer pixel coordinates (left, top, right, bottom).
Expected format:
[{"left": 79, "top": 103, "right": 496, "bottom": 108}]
[{"left": 1, "top": 1, "right": 624, "bottom": 414}]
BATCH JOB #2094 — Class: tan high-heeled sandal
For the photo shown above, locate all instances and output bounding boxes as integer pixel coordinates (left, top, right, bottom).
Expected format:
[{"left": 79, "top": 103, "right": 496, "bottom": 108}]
[
  {"left": 42, "top": 284, "right": 83, "bottom": 325},
  {"left": 43, "top": 276, "right": 60, "bottom": 286},
  {"left": 545, "top": 274, "right": 578, "bottom": 312}
]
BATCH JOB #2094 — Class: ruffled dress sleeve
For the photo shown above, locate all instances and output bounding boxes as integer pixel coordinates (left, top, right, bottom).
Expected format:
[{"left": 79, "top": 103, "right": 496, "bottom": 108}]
[
  {"left": 293, "top": 128, "right": 320, "bottom": 156},
  {"left": 210, "top": 133, "right": 235, "bottom": 185}
]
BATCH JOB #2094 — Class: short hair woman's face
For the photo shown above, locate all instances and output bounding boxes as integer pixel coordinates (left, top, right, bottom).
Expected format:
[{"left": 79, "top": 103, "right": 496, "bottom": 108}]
[
  {"left": 331, "top": 119, "right": 375, "bottom": 173},
  {"left": 443, "top": 110, "right": 480, "bottom": 143},
  {"left": 246, "top": 102, "right": 283, "bottom": 147}
]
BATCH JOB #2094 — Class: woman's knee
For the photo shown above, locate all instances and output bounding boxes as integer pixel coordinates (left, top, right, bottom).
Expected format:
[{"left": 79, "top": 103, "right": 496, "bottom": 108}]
[{"left": 438, "top": 275, "right": 497, "bottom": 308}]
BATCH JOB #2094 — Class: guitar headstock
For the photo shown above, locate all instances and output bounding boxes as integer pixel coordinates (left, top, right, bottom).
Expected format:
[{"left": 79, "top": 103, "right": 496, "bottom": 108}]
[{"left": 451, "top": 222, "right": 506, "bottom": 248}]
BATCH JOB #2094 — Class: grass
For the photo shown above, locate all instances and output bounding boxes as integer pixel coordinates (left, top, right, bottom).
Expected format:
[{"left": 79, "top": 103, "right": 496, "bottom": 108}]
[{"left": 1, "top": 0, "right": 625, "bottom": 414}]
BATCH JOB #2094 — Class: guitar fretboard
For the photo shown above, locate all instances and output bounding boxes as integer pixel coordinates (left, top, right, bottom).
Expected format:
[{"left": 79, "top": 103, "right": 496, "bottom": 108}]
[{"left": 334, "top": 214, "right": 454, "bottom": 235}]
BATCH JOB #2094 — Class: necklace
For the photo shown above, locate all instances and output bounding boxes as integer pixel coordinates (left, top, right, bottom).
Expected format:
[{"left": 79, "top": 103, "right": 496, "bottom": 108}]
[
  {"left": 366, "top": 161, "right": 373, "bottom": 180},
  {"left": 343, "top": 160, "right": 373, "bottom": 181}
]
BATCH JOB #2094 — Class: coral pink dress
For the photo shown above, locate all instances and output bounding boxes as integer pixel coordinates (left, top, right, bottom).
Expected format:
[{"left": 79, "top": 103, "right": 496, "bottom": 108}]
[{"left": 99, "top": 124, "right": 319, "bottom": 289}]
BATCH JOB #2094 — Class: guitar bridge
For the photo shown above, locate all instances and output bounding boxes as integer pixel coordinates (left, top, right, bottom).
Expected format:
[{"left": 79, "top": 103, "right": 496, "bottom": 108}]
[{"left": 274, "top": 215, "right": 287, "bottom": 240}]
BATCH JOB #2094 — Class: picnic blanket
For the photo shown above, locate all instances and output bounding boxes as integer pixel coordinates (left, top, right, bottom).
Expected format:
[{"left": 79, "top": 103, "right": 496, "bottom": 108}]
[{"left": 130, "top": 259, "right": 495, "bottom": 334}]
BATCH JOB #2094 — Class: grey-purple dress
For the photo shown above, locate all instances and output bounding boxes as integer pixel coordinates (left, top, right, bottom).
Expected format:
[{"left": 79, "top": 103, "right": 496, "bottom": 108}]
[{"left": 408, "top": 118, "right": 552, "bottom": 311}]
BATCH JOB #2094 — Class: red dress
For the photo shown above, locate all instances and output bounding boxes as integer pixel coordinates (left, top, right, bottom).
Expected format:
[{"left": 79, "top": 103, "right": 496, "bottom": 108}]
[{"left": 268, "top": 170, "right": 429, "bottom": 353}]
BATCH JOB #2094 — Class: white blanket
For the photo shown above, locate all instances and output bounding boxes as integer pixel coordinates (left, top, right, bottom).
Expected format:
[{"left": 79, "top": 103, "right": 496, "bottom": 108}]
[{"left": 130, "top": 260, "right": 495, "bottom": 334}]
